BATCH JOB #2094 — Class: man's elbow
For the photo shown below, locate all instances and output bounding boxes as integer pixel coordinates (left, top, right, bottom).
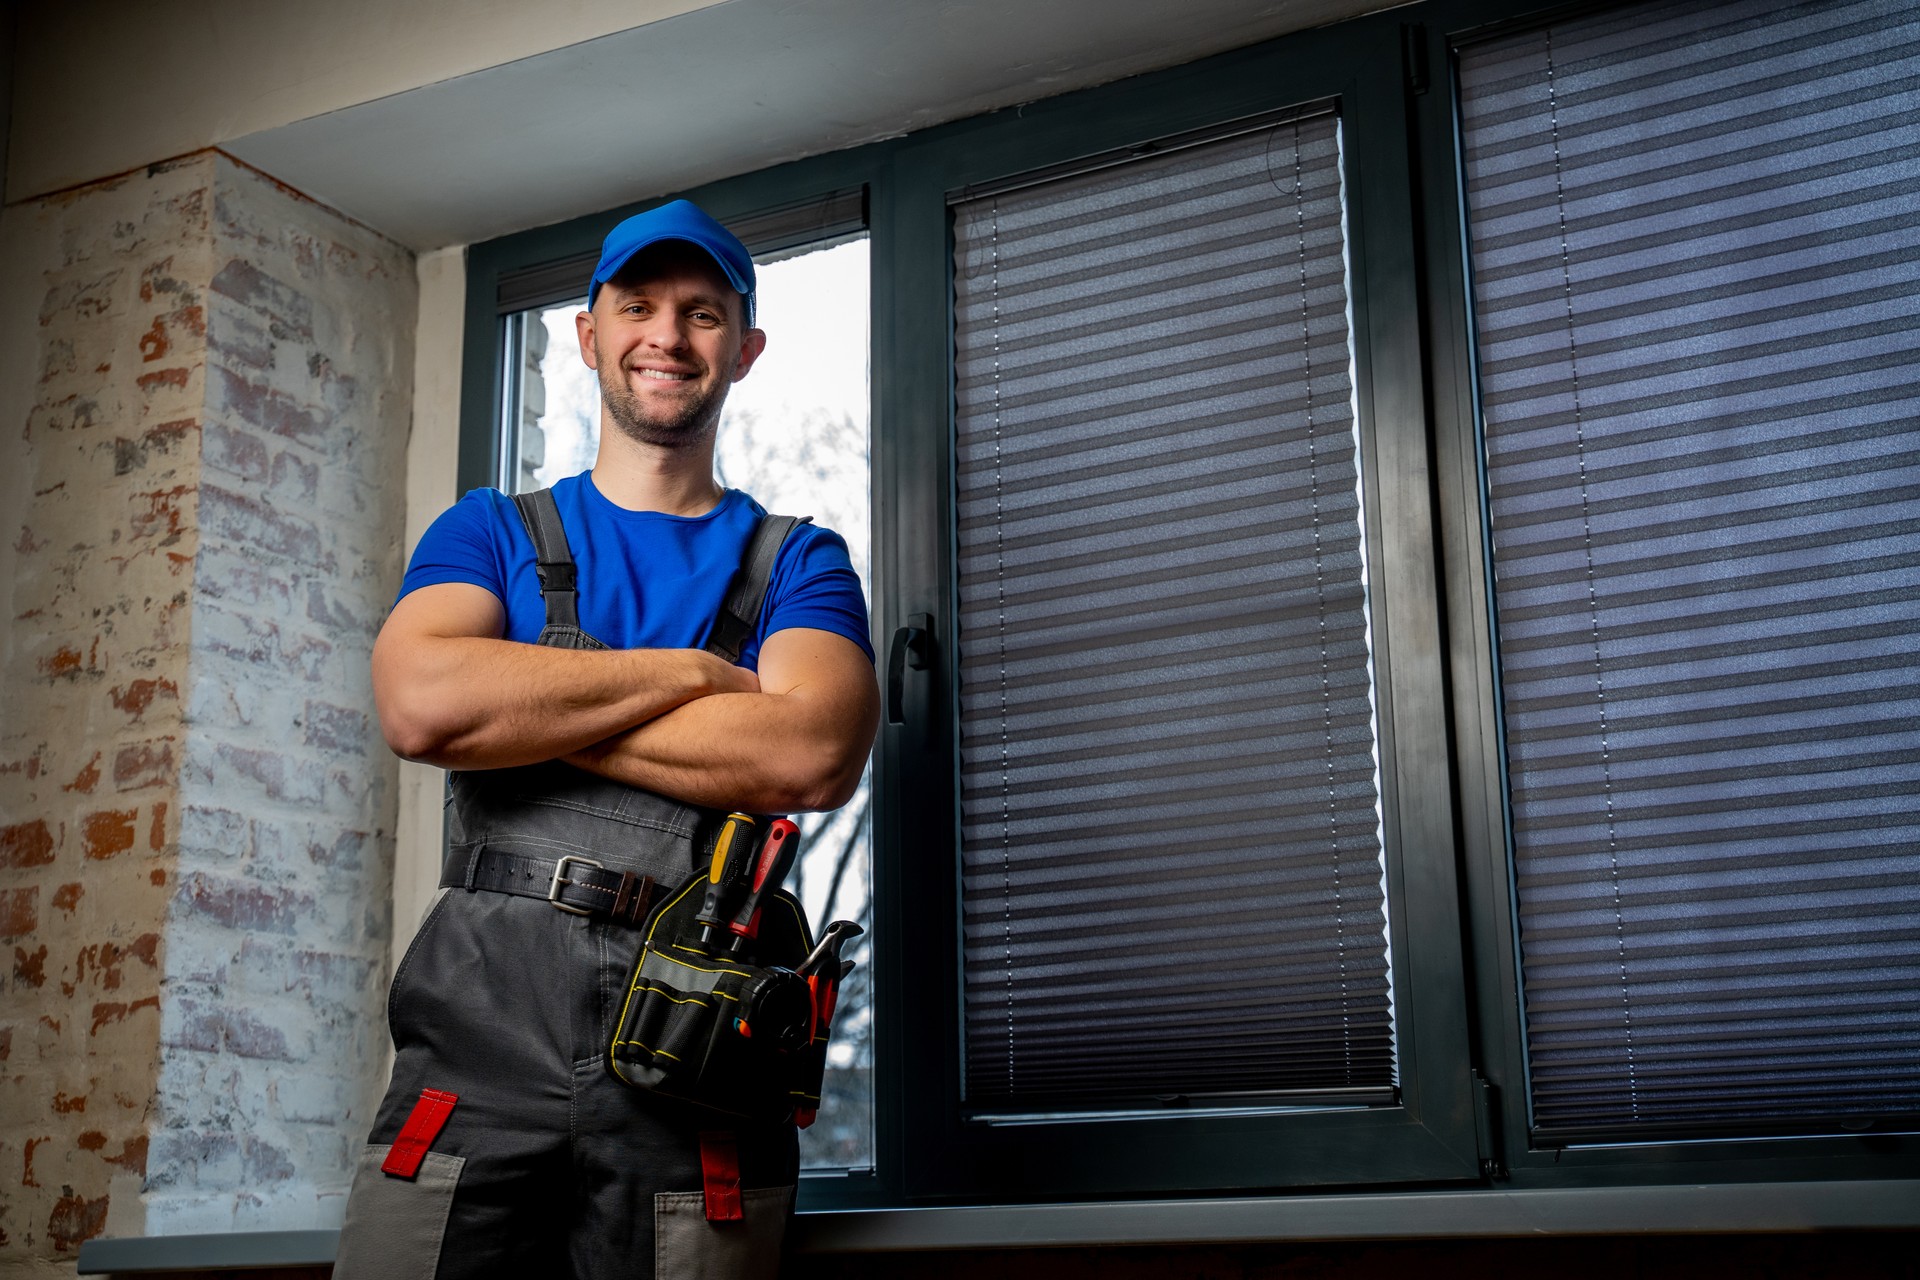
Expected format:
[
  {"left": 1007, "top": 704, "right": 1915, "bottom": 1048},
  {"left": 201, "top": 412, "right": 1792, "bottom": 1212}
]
[
  {"left": 779, "top": 737, "right": 871, "bottom": 813},
  {"left": 375, "top": 693, "right": 461, "bottom": 765}
]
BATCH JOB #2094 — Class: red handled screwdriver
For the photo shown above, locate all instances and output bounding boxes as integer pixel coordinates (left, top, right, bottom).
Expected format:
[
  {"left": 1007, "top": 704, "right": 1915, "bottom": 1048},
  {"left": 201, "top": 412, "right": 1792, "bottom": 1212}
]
[{"left": 727, "top": 818, "right": 801, "bottom": 954}]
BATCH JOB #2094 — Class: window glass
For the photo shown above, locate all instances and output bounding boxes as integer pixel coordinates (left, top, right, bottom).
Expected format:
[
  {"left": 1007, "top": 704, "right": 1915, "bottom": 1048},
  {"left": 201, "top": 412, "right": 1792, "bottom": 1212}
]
[
  {"left": 1460, "top": 0, "right": 1920, "bottom": 1139},
  {"left": 950, "top": 115, "right": 1396, "bottom": 1116},
  {"left": 504, "top": 238, "right": 876, "bottom": 1167}
]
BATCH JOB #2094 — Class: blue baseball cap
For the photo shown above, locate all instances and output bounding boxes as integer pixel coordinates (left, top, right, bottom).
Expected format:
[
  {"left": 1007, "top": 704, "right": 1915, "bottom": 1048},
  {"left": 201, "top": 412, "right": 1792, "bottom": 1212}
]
[{"left": 587, "top": 200, "right": 756, "bottom": 324}]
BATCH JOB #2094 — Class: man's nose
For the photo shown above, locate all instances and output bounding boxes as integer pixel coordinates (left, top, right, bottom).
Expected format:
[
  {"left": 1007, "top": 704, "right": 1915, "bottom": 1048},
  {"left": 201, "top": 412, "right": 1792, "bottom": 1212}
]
[{"left": 639, "top": 313, "right": 692, "bottom": 353}]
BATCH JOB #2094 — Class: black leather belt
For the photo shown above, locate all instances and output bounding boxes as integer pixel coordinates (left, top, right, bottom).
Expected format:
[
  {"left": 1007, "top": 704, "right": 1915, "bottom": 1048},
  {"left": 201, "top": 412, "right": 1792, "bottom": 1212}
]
[{"left": 442, "top": 848, "right": 659, "bottom": 926}]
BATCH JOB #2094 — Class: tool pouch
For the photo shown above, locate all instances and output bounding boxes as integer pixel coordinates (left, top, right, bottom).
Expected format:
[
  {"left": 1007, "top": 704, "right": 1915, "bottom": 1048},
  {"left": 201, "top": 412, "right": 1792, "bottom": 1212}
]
[{"left": 608, "top": 871, "right": 834, "bottom": 1125}]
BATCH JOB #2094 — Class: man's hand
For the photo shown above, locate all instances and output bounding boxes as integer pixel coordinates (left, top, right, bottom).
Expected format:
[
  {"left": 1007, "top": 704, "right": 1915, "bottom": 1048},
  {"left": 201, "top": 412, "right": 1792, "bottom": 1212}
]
[
  {"left": 371, "top": 582, "right": 758, "bottom": 769},
  {"left": 565, "top": 627, "right": 880, "bottom": 814}
]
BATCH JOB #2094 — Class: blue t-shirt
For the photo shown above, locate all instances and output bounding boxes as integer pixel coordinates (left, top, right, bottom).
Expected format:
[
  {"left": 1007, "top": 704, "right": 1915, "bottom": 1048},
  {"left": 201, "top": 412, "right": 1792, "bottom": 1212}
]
[{"left": 398, "top": 473, "right": 873, "bottom": 671}]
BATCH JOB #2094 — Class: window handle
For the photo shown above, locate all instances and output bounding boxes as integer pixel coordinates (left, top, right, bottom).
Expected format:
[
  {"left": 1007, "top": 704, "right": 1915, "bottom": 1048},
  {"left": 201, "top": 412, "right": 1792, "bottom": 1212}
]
[{"left": 886, "top": 614, "right": 933, "bottom": 725}]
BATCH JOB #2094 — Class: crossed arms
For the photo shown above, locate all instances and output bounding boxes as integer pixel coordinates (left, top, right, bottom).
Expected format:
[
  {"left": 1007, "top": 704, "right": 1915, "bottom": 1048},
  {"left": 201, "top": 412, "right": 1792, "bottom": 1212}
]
[{"left": 372, "top": 582, "right": 880, "bottom": 814}]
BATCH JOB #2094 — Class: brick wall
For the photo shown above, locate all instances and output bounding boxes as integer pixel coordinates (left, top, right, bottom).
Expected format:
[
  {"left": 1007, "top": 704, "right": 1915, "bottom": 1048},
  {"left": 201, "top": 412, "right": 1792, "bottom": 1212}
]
[{"left": 0, "top": 152, "right": 415, "bottom": 1267}]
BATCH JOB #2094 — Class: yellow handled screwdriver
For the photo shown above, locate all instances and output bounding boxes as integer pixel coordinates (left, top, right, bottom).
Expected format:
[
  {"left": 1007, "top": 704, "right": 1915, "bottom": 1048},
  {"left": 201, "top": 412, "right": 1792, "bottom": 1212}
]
[{"left": 697, "top": 812, "right": 760, "bottom": 947}]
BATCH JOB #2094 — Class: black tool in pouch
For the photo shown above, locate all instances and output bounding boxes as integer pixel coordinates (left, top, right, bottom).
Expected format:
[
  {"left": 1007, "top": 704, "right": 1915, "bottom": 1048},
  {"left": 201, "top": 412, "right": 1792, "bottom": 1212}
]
[
  {"left": 508, "top": 488, "right": 856, "bottom": 1124},
  {"left": 608, "top": 865, "right": 840, "bottom": 1123}
]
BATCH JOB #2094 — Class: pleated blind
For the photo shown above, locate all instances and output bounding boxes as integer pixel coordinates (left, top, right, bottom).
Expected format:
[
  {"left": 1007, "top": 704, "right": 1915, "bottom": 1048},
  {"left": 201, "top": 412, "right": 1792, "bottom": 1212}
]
[
  {"left": 952, "top": 113, "right": 1396, "bottom": 1113},
  {"left": 1460, "top": 0, "right": 1920, "bottom": 1135}
]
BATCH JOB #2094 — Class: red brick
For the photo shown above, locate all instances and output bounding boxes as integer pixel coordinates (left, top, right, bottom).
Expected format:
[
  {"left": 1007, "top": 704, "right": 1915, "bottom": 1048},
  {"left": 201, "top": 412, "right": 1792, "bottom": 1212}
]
[
  {"left": 109, "top": 677, "right": 178, "bottom": 721},
  {"left": 46, "top": 1189, "right": 110, "bottom": 1253},
  {"left": 89, "top": 995, "right": 158, "bottom": 1035},
  {"left": 204, "top": 422, "right": 269, "bottom": 483},
  {"left": 149, "top": 802, "right": 168, "bottom": 851},
  {"left": 242, "top": 1136, "right": 296, "bottom": 1184},
  {"left": 129, "top": 486, "right": 190, "bottom": 541},
  {"left": 302, "top": 700, "right": 368, "bottom": 755},
  {"left": 210, "top": 259, "right": 313, "bottom": 339},
  {"left": 0, "top": 820, "right": 55, "bottom": 868},
  {"left": 112, "top": 738, "right": 175, "bottom": 791},
  {"left": 104, "top": 1133, "right": 148, "bottom": 1173},
  {"left": 0, "top": 888, "right": 38, "bottom": 940},
  {"left": 74, "top": 934, "right": 159, "bottom": 991},
  {"left": 137, "top": 315, "right": 170, "bottom": 362},
  {"left": 13, "top": 945, "right": 48, "bottom": 987},
  {"left": 0, "top": 1027, "right": 12, "bottom": 1060},
  {"left": 76, "top": 1131, "right": 106, "bottom": 1150},
  {"left": 22, "top": 1135, "right": 49, "bottom": 1186},
  {"left": 61, "top": 754, "right": 102, "bottom": 794},
  {"left": 51, "top": 1092, "right": 85, "bottom": 1114},
  {"left": 135, "top": 367, "right": 190, "bottom": 393},
  {"left": 81, "top": 809, "right": 138, "bottom": 859},
  {"left": 51, "top": 883, "right": 83, "bottom": 913},
  {"left": 198, "top": 483, "right": 325, "bottom": 564},
  {"left": 39, "top": 638, "right": 104, "bottom": 680}
]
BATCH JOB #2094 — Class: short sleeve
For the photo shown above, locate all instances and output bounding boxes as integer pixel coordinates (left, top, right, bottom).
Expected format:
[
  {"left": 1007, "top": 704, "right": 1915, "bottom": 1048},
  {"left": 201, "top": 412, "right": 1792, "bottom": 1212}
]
[
  {"left": 398, "top": 490, "right": 509, "bottom": 606},
  {"left": 757, "top": 524, "right": 874, "bottom": 663}
]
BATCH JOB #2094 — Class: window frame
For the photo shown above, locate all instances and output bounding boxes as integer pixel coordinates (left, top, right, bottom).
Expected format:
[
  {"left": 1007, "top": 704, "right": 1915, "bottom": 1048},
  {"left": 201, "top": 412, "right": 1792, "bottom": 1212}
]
[{"left": 454, "top": 0, "right": 1920, "bottom": 1216}]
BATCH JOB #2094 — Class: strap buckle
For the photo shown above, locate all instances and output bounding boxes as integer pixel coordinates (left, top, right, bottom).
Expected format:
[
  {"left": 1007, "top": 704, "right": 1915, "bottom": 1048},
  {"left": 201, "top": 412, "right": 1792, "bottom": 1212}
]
[{"left": 549, "top": 854, "right": 606, "bottom": 915}]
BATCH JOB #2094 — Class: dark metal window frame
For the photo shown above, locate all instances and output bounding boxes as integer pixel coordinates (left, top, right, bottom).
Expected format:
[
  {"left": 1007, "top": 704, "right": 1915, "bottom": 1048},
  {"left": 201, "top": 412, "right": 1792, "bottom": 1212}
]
[{"left": 456, "top": 0, "right": 1919, "bottom": 1215}]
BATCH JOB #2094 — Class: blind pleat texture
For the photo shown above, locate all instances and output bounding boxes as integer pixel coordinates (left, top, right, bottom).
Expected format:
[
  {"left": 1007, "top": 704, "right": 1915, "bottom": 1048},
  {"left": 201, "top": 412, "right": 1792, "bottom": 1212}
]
[
  {"left": 952, "top": 114, "right": 1395, "bottom": 1111},
  {"left": 1460, "top": 0, "right": 1920, "bottom": 1133}
]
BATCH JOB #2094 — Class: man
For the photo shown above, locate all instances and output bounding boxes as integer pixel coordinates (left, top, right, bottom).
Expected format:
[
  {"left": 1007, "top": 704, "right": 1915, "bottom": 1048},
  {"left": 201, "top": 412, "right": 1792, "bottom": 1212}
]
[{"left": 332, "top": 200, "right": 879, "bottom": 1279}]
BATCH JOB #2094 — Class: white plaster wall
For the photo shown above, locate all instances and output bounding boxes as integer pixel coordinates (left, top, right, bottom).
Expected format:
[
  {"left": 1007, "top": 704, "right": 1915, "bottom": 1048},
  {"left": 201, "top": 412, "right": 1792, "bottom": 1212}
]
[
  {"left": 9, "top": 0, "right": 728, "bottom": 201},
  {"left": 392, "top": 245, "right": 466, "bottom": 959}
]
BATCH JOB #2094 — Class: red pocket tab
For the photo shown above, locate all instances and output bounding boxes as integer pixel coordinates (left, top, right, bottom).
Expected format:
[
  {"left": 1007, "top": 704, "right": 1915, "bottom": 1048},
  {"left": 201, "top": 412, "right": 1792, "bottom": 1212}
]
[
  {"left": 698, "top": 1132, "right": 744, "bottom": 1222},
  {"left": 381, "top": 1088, "right": 459, "bottom": 1178}
]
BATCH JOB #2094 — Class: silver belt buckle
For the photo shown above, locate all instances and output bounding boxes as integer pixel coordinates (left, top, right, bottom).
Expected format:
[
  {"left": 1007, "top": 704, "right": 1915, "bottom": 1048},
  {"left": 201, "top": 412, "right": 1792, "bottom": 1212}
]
[{"left": 549, "top": 854, "right": 606, "bottom": 916}]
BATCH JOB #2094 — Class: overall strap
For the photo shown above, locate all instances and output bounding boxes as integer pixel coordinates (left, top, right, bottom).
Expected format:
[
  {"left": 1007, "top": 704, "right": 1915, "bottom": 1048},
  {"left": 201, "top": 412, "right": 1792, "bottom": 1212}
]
[
  {"left": 705, "top": 515, "right": 812, "bottom": 663},
  {"left": 510, "top": 488, "right": 582, "bottom": 630}
]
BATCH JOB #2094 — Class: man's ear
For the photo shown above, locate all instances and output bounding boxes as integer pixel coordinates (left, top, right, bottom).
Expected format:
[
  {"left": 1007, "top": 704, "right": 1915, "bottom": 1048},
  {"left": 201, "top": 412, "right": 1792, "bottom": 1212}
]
[
  {"left": 575, "top": 309, "right": 599, "bottom": 370},
  {"left": 732, "top": 327, "right": 768, "bottom": 383}
]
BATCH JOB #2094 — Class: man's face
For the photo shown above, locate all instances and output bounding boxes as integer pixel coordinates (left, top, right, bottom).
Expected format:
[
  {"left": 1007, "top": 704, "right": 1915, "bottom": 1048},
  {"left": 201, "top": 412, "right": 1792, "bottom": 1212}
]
[{"left": 576, "top": 243, "right": 765, "bottom": 452}]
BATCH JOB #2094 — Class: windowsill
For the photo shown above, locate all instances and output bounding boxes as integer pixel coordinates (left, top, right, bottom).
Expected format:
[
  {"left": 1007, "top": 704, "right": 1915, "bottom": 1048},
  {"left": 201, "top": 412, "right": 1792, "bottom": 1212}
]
[{"left": 75, "top": 1179, "right": 1920, "bottom": 1272}]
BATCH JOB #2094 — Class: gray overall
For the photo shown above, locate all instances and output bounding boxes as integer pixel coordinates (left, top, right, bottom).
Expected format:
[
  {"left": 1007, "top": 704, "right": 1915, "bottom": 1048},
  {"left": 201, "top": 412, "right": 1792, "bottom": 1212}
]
[{"left": 334, "top": 491, "right": 808, "bottom": 1280}]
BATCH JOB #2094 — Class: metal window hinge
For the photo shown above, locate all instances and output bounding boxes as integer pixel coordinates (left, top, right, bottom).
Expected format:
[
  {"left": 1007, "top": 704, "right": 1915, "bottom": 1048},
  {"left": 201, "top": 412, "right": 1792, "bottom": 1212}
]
[
  {"left": 1403, "top": 24, "right": 1430, "bottom": 96},
  {"left": 1471, "top": 1070, "right": 1508, "bottom": 1182}
]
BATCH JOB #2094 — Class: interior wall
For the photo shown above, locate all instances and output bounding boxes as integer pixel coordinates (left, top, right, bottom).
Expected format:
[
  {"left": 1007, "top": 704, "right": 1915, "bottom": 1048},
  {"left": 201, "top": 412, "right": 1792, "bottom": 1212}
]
[
  {"left": 0, "top": 150, "right": 417, "bottom": 1267},
  {"left": 392, "top": 246, "right": 466, "bottom": 959},
  {"left": 6, "top": 0, "right": 728, "bottom": 203}
]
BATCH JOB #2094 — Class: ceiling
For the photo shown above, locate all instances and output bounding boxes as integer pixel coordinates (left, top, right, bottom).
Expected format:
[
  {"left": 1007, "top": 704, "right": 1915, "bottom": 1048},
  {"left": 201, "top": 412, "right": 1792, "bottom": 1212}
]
[{"left": 225, "top": 0, "right": 1398, "bottom": 251}]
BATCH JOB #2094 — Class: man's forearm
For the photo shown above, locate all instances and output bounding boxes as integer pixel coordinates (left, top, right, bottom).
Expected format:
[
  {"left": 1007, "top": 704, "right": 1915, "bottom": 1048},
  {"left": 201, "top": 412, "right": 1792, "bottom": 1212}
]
[
  {"left": 566, "top": 685, "right": 877, "bottom": 813},
  {"left": 374, "top": 635, "right": 753, "bottom": 770}
]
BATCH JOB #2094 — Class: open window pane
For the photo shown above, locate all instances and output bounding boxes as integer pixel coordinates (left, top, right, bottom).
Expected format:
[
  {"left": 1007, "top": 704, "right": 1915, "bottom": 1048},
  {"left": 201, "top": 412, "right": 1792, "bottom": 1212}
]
[
  {"left": 950, "top": 113, "right": 1396, "bottom": 1115},
  {"left": 502, "top": 237, "right": 876, "bottom": 1167},
  {"left": 1461, "top": 0, "right": 1920, "bottom": 1138}
]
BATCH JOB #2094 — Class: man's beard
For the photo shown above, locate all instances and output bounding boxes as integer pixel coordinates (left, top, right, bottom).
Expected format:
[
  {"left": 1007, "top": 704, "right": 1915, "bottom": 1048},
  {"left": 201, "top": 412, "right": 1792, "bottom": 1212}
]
[{"left": 597, "top": 351, "right": 731, "bottom": 450}]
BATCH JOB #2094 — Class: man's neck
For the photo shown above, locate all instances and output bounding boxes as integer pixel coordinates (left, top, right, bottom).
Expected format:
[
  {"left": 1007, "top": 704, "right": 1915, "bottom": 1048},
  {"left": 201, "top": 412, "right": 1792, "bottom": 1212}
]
[{"left": 589, "top": 428, "right": 724, "bottom": 516}]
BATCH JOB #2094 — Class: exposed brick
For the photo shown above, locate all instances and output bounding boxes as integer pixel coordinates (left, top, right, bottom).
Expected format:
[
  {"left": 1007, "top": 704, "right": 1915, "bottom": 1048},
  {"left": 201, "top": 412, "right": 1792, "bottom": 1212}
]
[
  {"left": 76, "top": 1131, "right": 106, "bottom": 1151},
  {"left": 208, "top": 365, "right": 326, "bottom": 448},
  {"left": 198, "top": 482, "right": 325, "bottom": 564},
  {"left": 75, "top": 934, "right": 160, "bottom": 990},
  {"left": 14, "top": 945, "right": 48, "bottom": 987},
  {"left": 149, "top": 801, "right": 169, "bottom": 851},
  {"left": 269, "top": 449, "right": 319, "bottom": 504},
  {"left": 46, "top": 1188, "right": 110, "bottom": 1253},
  {"left": 22, "top": 1135, "right": 50, "bottom": 1186},
  {"left": 210, "top": 259, "right": 314, "bottom": 339},
  {"left": 109, "top": 676, "right": 179, "bottom": 721},
  {"left": 203, "top": 421, "right": 269, "bottom": 483},
  {"left": 166, "top": 1001, "right": 292, "bottom": 1061},
  {"left": 0, "top": 1027, "right": 11, "bottom": 1059},
  {"left": 51, "top": 1092, "right": 85, "bottom": 1115},
  {"left": 113, "top": 738, "right": 176, "bottom": 791},
  {"left": 306, "top": 829, "right": 368, "bottom": 870},
  {"left": 137, "top": 315, "right": 170, "bottom": 362},
  {"left": 129, "top": 485, "right": 190, "bottom": 541},
  {"left": 80, "top": 808, "right": 138, "bottom": 859},
  {"left": 302, "top": 700, "right": 368, "bottom": 755},
  {"left": 51, "top": 884, "right": 84, "bottom": 914},
  {"left": 41, "top": 270, "right": 121, "bottom": 324},
  {"left": 89, "top": 995, "right": 158, "bottom": 1035},
  {"left": 135, "top": 367, "right": 190, "bottom": 393},
  {"left": 61, "top": 754, "right": 102, "bottom": 793},
  {"left": 0, "top": 820, "right": 55, "bottom": 868},
  {"left": 39, "top": 638, "right": 104, "bottom": 681},
  {"left": 175, "top": 872, "right": 308, "bottom": 935},
  {"left": 104, "top": 1133, "right": 148, "bottom": 1173},
  {"left": 213, "top": 743, "right": 322, "bottom": 804},
  {"left": 0, "top": 888, "right": 39, "bottom": 940},
  {"left": 242, "top": 1136, "right": 296, "bottom": 1184}
]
